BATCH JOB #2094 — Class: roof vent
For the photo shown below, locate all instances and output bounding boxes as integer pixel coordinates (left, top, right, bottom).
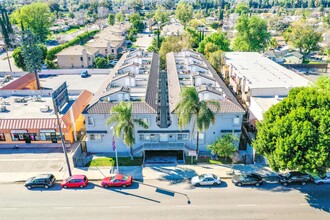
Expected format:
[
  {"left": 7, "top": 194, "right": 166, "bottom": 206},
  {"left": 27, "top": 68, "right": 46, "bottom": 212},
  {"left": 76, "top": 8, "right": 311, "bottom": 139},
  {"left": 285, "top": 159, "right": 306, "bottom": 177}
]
[{"left": 40, "top": 105, "right": 50, "bottom": 112}]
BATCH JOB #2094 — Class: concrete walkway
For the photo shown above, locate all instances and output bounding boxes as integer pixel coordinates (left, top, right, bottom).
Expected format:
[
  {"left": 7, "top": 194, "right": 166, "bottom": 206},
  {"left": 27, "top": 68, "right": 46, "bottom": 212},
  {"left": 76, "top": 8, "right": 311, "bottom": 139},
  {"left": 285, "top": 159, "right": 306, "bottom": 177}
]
[{"left": 0, "top": 164, "right": 277, "bottom": 183}]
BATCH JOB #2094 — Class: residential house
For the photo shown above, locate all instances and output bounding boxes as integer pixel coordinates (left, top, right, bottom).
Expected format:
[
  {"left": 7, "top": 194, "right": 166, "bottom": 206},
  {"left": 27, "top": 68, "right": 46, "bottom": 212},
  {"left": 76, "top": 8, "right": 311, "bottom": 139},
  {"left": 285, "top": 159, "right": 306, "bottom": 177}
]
[
  {"left": 284, "top": 52, "right": 304, "bottom": 64},
  {"left": 56, "top": 45, "right": 99, "bottom": 69}
]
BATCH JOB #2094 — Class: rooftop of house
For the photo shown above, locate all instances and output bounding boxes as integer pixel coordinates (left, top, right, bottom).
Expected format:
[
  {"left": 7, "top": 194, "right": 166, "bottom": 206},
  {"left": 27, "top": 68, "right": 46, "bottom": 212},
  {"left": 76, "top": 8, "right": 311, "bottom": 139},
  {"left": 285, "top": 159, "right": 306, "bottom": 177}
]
[
  {"left": 225, "top": 52, "right": 311, "bottom": 89},
  {"left": 84, "top": 50, "right": 159, "bottom": 114},
  {"left": 167, "top": 49, "right": 244, "bottom": 114},
  {"left": 56, "top": 45, "right": 99, "bottom": 56}
]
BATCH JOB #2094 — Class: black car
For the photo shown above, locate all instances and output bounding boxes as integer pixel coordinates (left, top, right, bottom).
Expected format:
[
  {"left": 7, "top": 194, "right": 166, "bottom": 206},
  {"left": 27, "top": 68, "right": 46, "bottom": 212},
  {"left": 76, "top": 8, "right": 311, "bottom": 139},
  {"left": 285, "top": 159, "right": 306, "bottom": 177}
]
[
  {"left": 232, "top": 173, "right": 263, "bottom": 187},
  {"left": 278, "top": 172, "right": 310, "bottom": 186},
  {"left": 24, "top": 174, "right": 56, "bottom": 189}
]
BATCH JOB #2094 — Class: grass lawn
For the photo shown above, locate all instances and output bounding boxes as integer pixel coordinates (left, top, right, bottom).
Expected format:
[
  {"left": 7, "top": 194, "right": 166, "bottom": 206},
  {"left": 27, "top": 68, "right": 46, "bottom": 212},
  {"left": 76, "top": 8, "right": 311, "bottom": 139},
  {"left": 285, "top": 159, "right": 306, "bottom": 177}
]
[
  {"left": 64, "top": 27, "right": 82, "bottom": 34},
  {"left": 185, "top": 156, "right": 232, "bottom": 165},
  {"left": 87, "top": 157, "right": 142, "bottom": 167}
]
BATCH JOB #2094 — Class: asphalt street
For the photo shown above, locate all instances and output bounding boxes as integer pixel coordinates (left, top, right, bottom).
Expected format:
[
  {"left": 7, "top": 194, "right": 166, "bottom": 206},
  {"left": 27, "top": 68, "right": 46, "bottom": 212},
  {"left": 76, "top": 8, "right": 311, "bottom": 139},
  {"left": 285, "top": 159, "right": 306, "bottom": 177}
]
[{"left": 0, "top": 179, "right": 329, "bottom": 220}]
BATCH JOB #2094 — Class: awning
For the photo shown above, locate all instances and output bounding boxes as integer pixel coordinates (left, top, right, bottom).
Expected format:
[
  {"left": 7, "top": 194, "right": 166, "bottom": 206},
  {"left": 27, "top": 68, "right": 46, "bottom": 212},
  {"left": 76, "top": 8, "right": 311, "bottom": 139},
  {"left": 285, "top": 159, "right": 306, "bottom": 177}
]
[
  {"left": 86, "top": 130, "right": 108, "bottom": 134},
  {"left": 138, "top": 130, "right": 189, "bottom": 134}
]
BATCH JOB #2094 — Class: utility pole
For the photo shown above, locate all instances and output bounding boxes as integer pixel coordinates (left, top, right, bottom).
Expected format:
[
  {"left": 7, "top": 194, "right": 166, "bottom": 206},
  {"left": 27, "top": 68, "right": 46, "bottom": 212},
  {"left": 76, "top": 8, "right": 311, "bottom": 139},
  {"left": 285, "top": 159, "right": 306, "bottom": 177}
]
[{"left": 53, "top": 98, "right": 72, "bottom": 177}]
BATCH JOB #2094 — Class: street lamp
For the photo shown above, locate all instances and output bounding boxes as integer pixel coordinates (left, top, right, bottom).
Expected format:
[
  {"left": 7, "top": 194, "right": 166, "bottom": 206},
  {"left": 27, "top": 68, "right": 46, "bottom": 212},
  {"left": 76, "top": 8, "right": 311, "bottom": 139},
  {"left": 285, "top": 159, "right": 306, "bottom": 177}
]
[{"left": 111, "top": 126, "right": 119, "bottom": 174}]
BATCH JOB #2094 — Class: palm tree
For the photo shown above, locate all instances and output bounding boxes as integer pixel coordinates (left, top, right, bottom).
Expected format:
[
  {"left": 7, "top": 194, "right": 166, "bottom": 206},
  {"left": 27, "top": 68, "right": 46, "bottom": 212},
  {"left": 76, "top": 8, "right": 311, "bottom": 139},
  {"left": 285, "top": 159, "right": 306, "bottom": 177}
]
[
  {"left": 175, "top": 87, "right": 220, "bottom": 158},
  {"left": 106, "top": 102, "right": 148, "bottom": 159}
]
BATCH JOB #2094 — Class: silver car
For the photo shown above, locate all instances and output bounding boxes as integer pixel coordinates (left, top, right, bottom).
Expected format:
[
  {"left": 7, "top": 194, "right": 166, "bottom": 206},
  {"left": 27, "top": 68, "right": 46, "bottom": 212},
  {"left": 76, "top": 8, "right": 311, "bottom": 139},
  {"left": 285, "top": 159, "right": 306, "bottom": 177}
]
[
  {"left": 191, "top": 174, "right": 221, "bottom": 186},
  {"left": 311, "top": 173, "right": 330, "bottom": 185}
]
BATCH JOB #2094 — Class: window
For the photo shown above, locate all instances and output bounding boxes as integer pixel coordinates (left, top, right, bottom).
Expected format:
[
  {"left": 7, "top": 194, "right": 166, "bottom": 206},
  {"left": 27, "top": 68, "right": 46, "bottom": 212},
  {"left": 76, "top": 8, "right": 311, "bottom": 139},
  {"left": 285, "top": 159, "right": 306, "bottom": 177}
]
[
  {"left": 112, "top": 49, "right": 114, "bottom": 53},
  {"left": 194, "top": 133, "right": 204, "bottom": 140},
  {"left": 177, "top": 133, "right": 189, "bottom": 141},
  {"left": 139, "top": 134, "right": 150, "bottom": 141},
  {"left": 88, "top": 57, "right": 91, "bottom": 61},
  {"left": 233, "top": 117, "right": 240, "bottom": 125},
  {"left": 80, "top": 57, "right": 83, "bottom": 61},
  {"left": 90, "top": 134, "right": 101, "bottom": 141},
  {"left": 0, "top": 133, "right": 5, "bottom": 141},
  {"left": 105, "top": 49, "right": 107, "bottom": 54},
  {"left": 87, "top": 116, "right": 94, "bottom": 126}
]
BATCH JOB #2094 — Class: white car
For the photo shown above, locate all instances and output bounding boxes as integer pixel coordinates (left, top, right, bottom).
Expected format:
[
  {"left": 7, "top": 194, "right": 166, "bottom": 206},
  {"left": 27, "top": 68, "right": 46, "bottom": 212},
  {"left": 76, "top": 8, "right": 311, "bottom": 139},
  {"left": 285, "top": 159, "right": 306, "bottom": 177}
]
[
  {"left": 311, "top": 174, "right": 330, "bottom": 185},
  {"left": 191, "top": 174, "right": 221, "bottom": 186}
]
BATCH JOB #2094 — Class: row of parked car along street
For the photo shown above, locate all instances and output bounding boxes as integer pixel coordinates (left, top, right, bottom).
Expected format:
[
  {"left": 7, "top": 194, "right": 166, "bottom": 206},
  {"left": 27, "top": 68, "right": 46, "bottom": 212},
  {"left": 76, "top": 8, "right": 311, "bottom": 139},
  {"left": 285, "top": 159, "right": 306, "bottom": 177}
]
[
  {"left": 24, "top": 174, "right": 133, "bottom": 190},
  {"left": 24, "top": 171, "right": 330, "bottom": 190},
  {"left": 191, "top": 171, "right": 330, "bottom": 187}
]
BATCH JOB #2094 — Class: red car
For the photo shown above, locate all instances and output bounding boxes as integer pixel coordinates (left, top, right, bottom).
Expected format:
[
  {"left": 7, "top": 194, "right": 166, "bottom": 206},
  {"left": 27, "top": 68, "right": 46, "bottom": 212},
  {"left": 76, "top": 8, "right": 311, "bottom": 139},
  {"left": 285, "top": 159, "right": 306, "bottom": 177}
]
[
  {"left": 101, "top": 174, "right": 133, "bottom": 188},
  {"left": 61, "top": 175, "right": 88, "bottom": 188}
]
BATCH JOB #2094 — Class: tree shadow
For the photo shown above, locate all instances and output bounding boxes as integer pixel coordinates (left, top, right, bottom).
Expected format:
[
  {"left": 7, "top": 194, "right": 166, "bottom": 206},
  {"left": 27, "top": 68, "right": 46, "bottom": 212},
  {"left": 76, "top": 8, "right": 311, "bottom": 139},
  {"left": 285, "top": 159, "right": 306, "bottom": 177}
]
[{"left": 150, "top": 166, "right": 198, "bottom": 184}]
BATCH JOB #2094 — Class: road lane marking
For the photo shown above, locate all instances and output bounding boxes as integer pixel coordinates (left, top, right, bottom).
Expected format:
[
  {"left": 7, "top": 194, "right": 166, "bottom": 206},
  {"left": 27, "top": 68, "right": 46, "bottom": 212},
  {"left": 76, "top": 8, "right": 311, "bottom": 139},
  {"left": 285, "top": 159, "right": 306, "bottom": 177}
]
[
  {"left": 176, "top": 205, "right": 196, "bottom": 208},
  {"left": 0, "top": 208, "right": 18, "bottom": 211},
  {"left": 236, "top": 204, "right": 257, "bottom": 207},
  {"left": 110, "top": 206, "right": 131, "bottom": 209},
  {"left": 53, "top": 207, "right": 73, "bottom": 210}
]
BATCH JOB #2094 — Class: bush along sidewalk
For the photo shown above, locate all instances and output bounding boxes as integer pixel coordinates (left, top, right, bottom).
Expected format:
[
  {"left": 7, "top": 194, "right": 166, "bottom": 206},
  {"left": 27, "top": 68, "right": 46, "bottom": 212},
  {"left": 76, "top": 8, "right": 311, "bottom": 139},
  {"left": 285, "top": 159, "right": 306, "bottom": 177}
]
[{"left": 46, "top": 30, "right": 99, "bottom": 60}]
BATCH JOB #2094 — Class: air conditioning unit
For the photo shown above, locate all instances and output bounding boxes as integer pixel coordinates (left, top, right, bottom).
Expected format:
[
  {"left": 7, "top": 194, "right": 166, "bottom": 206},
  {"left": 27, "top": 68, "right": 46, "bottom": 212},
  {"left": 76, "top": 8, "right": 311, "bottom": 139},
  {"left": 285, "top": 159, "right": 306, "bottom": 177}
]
[{"left": 40, "top": 105, "right": 50, "bottom": 112}]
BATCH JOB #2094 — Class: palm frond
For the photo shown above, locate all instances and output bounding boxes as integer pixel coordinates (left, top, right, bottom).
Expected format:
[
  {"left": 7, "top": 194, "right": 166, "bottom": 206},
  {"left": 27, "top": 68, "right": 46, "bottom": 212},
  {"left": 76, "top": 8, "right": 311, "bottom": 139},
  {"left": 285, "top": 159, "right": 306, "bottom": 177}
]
[{"left": 134, "top": 119, "right": 149, "bottom": 129}]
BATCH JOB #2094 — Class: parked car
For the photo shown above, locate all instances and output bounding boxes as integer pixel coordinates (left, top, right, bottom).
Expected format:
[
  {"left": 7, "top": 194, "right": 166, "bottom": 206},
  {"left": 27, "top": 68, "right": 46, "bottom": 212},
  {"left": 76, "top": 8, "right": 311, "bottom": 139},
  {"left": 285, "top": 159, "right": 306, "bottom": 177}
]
[
  {"left": 80, "top": 70, "right": 90, "bottom": 78},
  {"left": 101, "top": 174, "right": 133, "bottom": 188},
  {"left": 310, "top": 174, "right": 330, "bottom": 185},
  {"left": 232, "top": 173, "right": 263, "bottom": 187},
  {"left": 25, "top": 174, "right": 56, "bottom": 190},
  {"left": 191, "top": 173, "right": 221, "bottom": 186},
  {"left": 61, "top": 175, "right": 89, "bottom": 188},
  {"left": 109, "top": 60, "right": 118, "bottom": 66},
  {"left": 278, "top": 172, "right": 310, "bottom": 186}
]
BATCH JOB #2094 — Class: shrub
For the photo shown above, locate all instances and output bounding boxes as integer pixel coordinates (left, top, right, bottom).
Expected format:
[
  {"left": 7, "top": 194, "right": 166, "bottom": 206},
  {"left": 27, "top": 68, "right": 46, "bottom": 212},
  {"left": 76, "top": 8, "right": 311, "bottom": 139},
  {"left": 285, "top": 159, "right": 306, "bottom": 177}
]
[{"left": 46, "top": 30, "right": 99, "bottom": 60}]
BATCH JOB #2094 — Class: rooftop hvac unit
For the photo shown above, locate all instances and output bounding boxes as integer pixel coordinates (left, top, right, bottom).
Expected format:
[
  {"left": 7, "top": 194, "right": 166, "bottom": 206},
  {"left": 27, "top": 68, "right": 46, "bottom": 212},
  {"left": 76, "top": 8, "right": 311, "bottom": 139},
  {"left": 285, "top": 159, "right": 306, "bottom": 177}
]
[
  {"left": 0, "top": 105, "right": 6, "bottom": 112},
  {"left": 40, "top": 105, "right": 50, "bottom": 112}
]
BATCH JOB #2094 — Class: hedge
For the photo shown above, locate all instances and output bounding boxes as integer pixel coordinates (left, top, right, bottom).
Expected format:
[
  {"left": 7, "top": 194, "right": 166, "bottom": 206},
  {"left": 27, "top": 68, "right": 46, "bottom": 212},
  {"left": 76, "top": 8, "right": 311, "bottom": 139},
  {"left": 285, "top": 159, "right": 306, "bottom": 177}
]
[{"left": 46, "top": 30, "right": 99, "bottom": 60}]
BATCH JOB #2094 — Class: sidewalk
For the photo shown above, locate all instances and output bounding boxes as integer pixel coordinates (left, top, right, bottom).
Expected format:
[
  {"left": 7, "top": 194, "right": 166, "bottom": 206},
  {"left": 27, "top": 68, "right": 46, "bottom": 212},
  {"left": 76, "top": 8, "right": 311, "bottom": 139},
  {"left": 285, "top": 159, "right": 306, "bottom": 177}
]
[{"left": 0, "top": 164, "right": 277, "bottom": 183}]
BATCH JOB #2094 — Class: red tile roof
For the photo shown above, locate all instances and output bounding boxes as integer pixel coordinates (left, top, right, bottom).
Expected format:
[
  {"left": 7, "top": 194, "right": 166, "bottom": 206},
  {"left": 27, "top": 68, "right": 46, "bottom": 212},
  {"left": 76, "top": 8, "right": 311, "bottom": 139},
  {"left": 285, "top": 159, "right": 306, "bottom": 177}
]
[{"left": 0, "top": 73, "right": 36, "bottom": 90}]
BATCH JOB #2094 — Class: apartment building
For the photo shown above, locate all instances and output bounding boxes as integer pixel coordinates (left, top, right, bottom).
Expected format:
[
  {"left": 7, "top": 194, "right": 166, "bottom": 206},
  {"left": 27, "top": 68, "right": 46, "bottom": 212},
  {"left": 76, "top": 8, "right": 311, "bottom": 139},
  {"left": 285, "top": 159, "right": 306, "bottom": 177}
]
[{"left": 83, "top": 49, "right": 245, "bottom": 160}]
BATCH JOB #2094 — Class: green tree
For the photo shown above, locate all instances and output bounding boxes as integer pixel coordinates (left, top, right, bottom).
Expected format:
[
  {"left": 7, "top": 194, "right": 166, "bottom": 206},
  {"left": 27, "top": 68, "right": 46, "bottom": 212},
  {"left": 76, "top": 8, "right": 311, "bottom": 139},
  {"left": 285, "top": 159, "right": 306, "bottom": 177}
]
[
  {"left": 11, "top": 3, "right": 53, "bottom": 42},
  {"left": 48, "top": 1, "right": 61, "bottom": 18},
  {"left": 186, "top": 27, "right": 200, "bottom": 48},
  {"left": 175, "top": 1, "right": 193, "bottom": 25},
  {"left": 285, "top": 20, "right": 322, "bottom": 60},
  {"left": 175, "top": 87, "right": 220, "bottom": 157},
  {"left": 12, "top": 46, "right": 25, "bottom": 70},
  {"left": 197, "top": 32, "right": 230, "bottom": 54},
  {"left": 106, "top": 102, "right": 149, "bottom": 159},
  {"left": 0, "top": 5, "right": 14, "bottom": 48},
  {"left": 153, "top": 6, "right": 169, "bottom": 24},
  {"left": 115, "top": 11, "right": 124, "bottom": 23},
  {"left": 94, "top": 57, "right": 108, "bottom": 68},
  {"left": 12, "top": 43, "right": 47, "bottom": 71},
  {"left": 108, "top": 13, "right": 115, "bottom": 25},
  {"left": 253, "top": 77, "right": 330, "bottom": 176},
  {"left": 268, "top": 37, "right": 278, "bottom": 50},
  {"left": 207, "top": 134, "right": 238, "bottom": 161},
  {"left": 235, "top": 2, "right": 249, "bottom": 15},
  {"left": 129, "top": 13, "right": 145, "bottom": 33},
  {"left": 208, "top": 50, "right": 224, "bottom": 73},
  {"left": 21, "top": 31, "right": 43, "bottom": 89},
  {"left": 233, "top": 14, "right": 270, "bottom": 52},
  {"left": 203, "top": 42, "right": 218, "bottom": 59},
  {"left": 159, "top": 34, "right": 191, "bottom": 69}
]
